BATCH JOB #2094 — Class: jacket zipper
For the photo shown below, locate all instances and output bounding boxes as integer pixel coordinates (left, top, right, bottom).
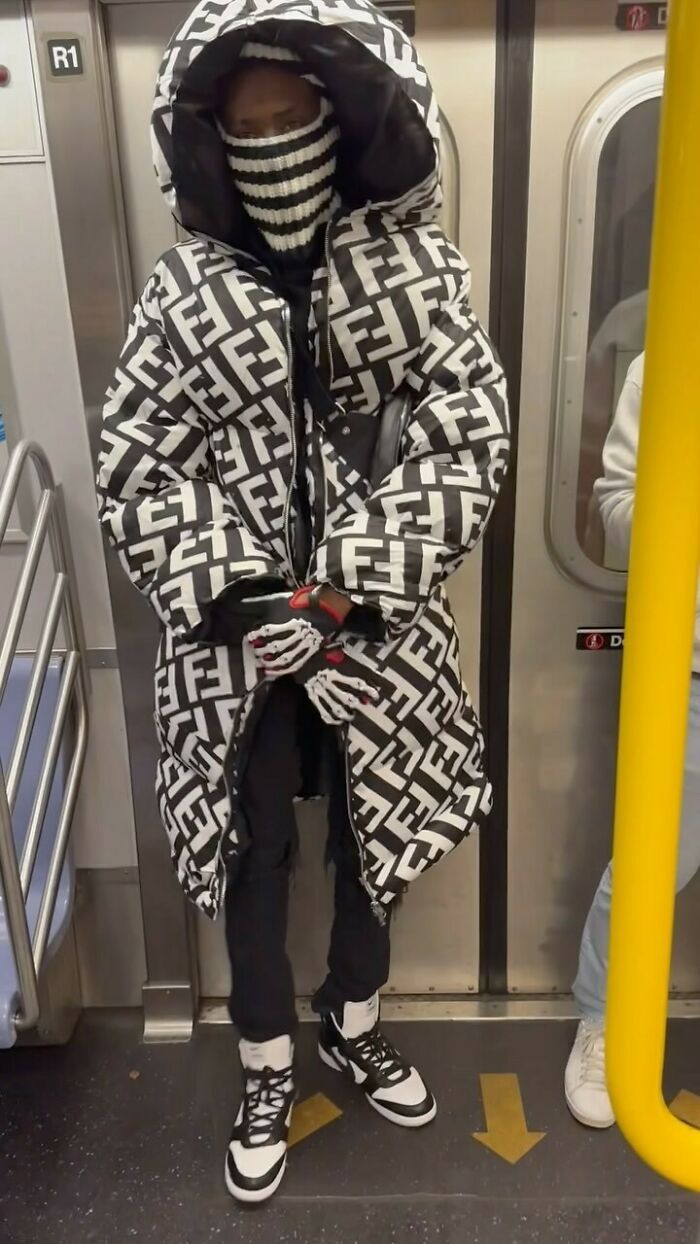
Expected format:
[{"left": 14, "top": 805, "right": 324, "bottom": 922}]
[
  {"left": 324, "top": 218, "right": 383, "bottom": 923},
  {"left": 216, "top": 251, "right": 324, "bottom": 888},
  {"left": 307, "top": 213, "right": 337, "bottom": 556},
  {"left": 214, "top": 682, "right": 261, "bottom": 889},
  {"left": 213, "top": 223, "right": 343, "bottom": 891},
  {"left": 215, "top": 267, "right": 296, "bottom": 892},
  {"left": 316, "top": 419, "right": 329, "bottom": 549},
  {"left": 322, "top": 214, "right": 337, "bottom": 389},
  {"left": 343, "top": 725, "right": 386, "bottom": 925},
  {"left": 281, "top": 306, "right": 302, "bottom": 587}
]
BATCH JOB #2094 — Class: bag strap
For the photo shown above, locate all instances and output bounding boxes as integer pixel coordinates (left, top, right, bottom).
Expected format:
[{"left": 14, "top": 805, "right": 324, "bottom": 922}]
[{"left": 369, "top": 392, "right": 412, "bottom": 492}]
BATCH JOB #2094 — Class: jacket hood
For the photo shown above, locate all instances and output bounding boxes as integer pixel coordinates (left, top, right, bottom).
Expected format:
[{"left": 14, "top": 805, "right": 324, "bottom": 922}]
[{"left": 151, "top": 0, "right": 441, "bottom": 246}]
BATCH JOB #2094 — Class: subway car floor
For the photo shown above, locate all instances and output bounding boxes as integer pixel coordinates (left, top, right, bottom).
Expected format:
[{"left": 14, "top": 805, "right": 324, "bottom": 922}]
[{"left": 2, "top": 1012, "right": 700, "bottom": 1243}]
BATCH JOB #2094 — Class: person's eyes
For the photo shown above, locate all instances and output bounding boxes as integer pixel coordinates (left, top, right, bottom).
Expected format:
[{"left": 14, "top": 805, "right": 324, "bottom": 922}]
[{"left": 228, "top": 113, "right": 310, "bottom": 140}]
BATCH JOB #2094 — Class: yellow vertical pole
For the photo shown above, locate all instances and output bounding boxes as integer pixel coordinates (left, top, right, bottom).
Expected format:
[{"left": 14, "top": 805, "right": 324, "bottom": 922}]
[{"left": 606, "top": 0, "right": 700, "bottom": 1191}]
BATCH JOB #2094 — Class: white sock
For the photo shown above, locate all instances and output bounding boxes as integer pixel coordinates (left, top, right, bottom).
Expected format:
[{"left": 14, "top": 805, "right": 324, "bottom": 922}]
[
  {"left": 338, "top": 994, "right": 379, "bottom": 1039},
  {"left": 240, "top": 1035, "right": 293, "bottom": 1072}
]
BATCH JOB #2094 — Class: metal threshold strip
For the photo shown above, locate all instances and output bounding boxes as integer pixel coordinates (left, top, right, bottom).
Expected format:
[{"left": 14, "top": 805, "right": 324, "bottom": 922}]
[{"left": 198, "top": 996, "right": 700, "bottom": 1024}]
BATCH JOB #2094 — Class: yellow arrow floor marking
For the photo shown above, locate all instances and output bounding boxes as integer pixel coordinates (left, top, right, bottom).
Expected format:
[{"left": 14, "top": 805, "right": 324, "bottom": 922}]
[
  {"left": 473, "top": 1073, "right": 547, "bottom": 1165},
  {"left": 288, "top": 1093, "right": 342, "bottom": 1148},
  {"left": 671, "top": 1090, "right": 700, "bottom": 1129}
]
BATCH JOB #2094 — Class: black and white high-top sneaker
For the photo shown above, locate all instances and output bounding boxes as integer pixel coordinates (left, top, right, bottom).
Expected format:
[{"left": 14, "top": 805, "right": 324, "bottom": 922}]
[
  {"left": 318, "top": 995, "right": 436, "bottom": 1128},
  {"left": 225, "top": 1036, "right": 296, "bottom": 1204}
]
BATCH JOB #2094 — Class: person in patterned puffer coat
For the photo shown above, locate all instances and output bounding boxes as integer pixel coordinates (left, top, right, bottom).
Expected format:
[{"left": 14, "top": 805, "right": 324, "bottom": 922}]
[{"left": 96, "top": 0, "right": 509, "bottom": 1201}]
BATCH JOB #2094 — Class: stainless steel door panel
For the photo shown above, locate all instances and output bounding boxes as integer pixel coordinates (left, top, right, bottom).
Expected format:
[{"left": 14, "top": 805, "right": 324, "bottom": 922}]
[
  {"left": 106, "top": 2, "right": 190, "bottom": 292},
  {"left": 509, "top": 0, "right": 700, "bottom": 995}
]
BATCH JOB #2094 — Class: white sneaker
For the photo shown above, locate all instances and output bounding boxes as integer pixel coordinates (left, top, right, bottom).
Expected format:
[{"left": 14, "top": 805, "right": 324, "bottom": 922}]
[
  {"left": 318, "top": 994, "right": 437, "bottom": 1128},
  {"left": 224, "top": 1036, "right": 295, "bottom": 1204},
  {"left": 565, "top": 1019, "right": 615, "bottom": 1129}
]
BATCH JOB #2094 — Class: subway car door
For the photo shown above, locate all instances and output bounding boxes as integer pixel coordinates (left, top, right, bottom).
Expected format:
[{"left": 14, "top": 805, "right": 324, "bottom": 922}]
[
  {"left": 102, "top": 0, "right": 499, "bottom": 1004},
  {"left": 508, "top": 0, "right": 700, "bottom": 998}
]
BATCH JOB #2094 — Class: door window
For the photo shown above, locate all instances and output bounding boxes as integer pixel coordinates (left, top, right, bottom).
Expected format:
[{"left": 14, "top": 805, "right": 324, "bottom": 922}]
[{"left": 548, "top": 64, "right": 663, "bottom": 589}]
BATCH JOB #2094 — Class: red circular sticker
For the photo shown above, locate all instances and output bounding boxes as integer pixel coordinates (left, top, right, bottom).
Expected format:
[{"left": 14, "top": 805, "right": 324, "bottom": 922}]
[
  {"left": 585, "top": 633, "right": 605, "bottom": 651},
  {"left": 627, "top": 4, "right": 651, "bottom": 30}
]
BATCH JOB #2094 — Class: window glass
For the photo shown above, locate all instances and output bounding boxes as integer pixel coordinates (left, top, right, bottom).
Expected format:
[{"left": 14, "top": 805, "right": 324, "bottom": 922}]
[
  {"left": 439, "top": 115, "right": 460, "bottom": 246},
  {"left": 577, "top": 97, "right": 660, "bottom": 569}
]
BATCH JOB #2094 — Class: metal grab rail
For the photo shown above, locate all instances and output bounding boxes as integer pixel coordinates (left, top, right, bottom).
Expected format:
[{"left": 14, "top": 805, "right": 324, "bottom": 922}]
[
  {"left": 606, "top": 0, "right": 700, "bottom": 1193},
  {"left": 0, "top": 441, "right": 89, "bottom": 1036}
]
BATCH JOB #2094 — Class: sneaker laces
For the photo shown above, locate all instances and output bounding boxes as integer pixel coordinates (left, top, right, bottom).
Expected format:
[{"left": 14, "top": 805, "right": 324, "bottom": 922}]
[
  {"left": 578, "top": 1022, "right": 607, "bottom": 1088},
  {"left": 243, "top": 1067, "right": 293, "bottom": 1146},
  {"left": 350, "top": 1025, "right": 409, "bottom": 1085}
]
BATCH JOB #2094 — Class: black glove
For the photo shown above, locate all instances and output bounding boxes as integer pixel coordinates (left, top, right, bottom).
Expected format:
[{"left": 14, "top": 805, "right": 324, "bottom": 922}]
[{"left": 248, "top": 586, "right": 345, "bottom": 677}]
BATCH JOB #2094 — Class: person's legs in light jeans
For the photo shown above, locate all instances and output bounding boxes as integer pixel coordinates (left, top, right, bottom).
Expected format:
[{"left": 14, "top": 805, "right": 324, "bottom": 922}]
[{"left": 573, "top": 677, "right": 700, "bottom": 1019}]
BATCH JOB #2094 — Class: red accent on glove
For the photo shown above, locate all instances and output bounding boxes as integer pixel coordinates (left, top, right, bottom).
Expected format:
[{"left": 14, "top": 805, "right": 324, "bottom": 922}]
[
  {"left": 324, "top": 648, "right": 346, "bottom": 666},
  {"left": 290, "top": 585, "right": 346, "bottom": 626},
  {"left": 290, "top": 586, "right": 314, "bottom": 611}
]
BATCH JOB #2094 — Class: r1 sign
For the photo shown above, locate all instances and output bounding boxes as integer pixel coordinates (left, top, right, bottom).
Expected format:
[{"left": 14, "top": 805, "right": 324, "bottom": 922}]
[{"left": 47, "top": 38, "right": 84, "bottom": 78}]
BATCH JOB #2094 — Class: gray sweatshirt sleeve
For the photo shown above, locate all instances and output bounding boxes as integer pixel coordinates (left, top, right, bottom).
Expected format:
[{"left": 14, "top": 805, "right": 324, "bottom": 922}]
[{"left": 593, "top": 353, "right": 645, "bottom": 563}]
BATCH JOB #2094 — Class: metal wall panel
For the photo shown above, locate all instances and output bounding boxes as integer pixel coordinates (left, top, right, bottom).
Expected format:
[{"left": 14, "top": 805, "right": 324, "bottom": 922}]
[
  {"left": 0, "top": 162, "right": 116, "bottom": 650},
  {"left": 0, "top": 11, "right": 139, "bottom": 892},
  {"left": 106, "top": 1, "right": 188, "bottom": 291},
  {"left": 31, "top": 0, "right": 195, "bottom": 1039},
  {"left": 508, "top": 0, "right": 700, "bottom": 994},
  {"left": 74, "top": 868, "right": 147, "bottom": 1006},
  {"left": 70, "top": 668, "right": 138, "bottom": 868},
  {"left": 0, "top": 0, "right": 44, "bottom": 160}
]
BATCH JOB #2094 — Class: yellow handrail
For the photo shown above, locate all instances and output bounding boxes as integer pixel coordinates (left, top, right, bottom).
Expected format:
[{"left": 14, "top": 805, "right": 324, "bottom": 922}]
[{"left": 606, "top": 0, "right": 700, "bottom": 1192}]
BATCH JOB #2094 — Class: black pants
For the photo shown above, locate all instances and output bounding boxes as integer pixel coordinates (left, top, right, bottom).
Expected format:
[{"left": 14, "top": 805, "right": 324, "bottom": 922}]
[{"left": 225, "top": 679, "right": 391, "bottom": 1043}]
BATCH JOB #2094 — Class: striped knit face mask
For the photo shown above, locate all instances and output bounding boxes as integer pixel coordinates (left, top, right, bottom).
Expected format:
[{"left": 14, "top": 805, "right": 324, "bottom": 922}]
[{"left": 221, "top": 99, "right": 339, "bottom": 260}]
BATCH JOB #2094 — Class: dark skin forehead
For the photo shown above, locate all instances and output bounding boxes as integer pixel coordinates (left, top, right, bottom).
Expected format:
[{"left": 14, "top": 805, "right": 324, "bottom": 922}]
[{"left": 221, "top": 63, "right": 322, "bottom": 138}]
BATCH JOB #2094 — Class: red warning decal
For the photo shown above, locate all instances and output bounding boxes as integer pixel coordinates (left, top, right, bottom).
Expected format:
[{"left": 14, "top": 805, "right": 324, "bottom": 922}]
[
  {"left": 577, "top": 629, "right": 624, "bottom": 652},
  {"left": 616, "top": 3, "right": 668, "bottom": 32}
]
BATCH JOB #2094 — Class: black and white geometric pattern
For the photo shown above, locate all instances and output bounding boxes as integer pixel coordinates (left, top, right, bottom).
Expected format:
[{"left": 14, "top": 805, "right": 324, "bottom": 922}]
[{"left": 97, "top": 0, "right": 510, "bottom": 918}]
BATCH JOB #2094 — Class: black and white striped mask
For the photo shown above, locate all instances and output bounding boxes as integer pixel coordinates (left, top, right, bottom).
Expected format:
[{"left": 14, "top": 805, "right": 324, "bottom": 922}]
[{"left": 221, "top": 100, "right": 339, "bottom": 260}]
